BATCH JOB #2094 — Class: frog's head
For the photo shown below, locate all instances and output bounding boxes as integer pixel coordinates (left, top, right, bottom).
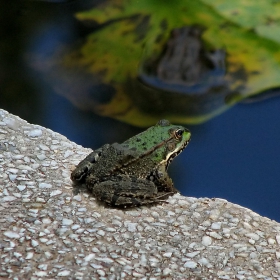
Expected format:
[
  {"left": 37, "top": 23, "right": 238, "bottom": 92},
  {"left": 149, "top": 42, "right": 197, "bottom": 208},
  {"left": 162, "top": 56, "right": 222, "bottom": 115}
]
[
  {"left": 122, "top": 119, "right": 191, "bottom": 168},
  {"left": 156, "top": 120, "right": 191, "bottom": 167}
]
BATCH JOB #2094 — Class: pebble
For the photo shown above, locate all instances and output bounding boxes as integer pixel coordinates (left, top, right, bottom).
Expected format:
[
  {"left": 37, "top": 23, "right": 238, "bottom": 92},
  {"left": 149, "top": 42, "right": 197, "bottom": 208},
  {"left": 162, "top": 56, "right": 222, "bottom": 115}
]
[
  {"left": 211, "top": 222, "right": 222, "bottom": 229},
  {"left": 125, "top": 222, "right": 137, "bottom": 232},
  {"left": 208, "top": 232, "right": 223, "bottom": 239},
  {"left": 37, "top": 154, "right": 46, "bottom": 161},
  {"left": 31, "top": 240, "right": 39, "bottom": 247},
  {"left": 73, "top": 195, "right": 82, "bottom": 201},
  {"left": 90, "top": 263, "right": 103, "bottom": 269},
  {"left": 8, "top": 174, "right": 17, "bottom": 181},
  {"left": 245, "top": 232, "right": 260, "bottom": 241},
  {"left": 4, "top": 231, "right": 20, "bottom": 239},
  {"left": 198, "top": 257, "right": 211, "bottom": 267},
  {"left": 97, "top": 230, "right": 105, "bottom": 236},
  {"left": 64, "top": 150, "right": 74, "bottom": 158},
  {"left": 202, "top": 236, "right": 212, "bottom": 246},
  {"left": 186, "top": 251, "right": 200, "bottom": 258},
  {"left": 27, "top": 129, "right": 43, "bottom": 137},
  {"left": 35, "top": 271, "right": 47, "bottom": 277},
  {"left": 3, "top": 117, "right": 19, "bottom": 130},
  {"left": 62, "top": 218, "right": 73, "bottom": 226},
  {"left": 57, "top": 270, "right": 71, "bottom": 277},
  {"left": 26, "top": 252, "right": 34, "bottom": 260},
  {"left": 38, "top": 264, "right": 48, "bottom": 270},
  {"left": 163, "top": 268, "right": 172, "bottom": 275},
  {"left": 184, "top": 261, "right": 197, "bottom": 268},
  {"left": 39, "top": 182, "right": 52, "bottom": 189},
  {"left": 50, "top": 190, "right": 62, "bottom": 197},
  {"left": 163, "top": 252, "right": 172, "bottom": 258},
  {"left": 17, "top": 185, "right": 26, "bottom": 191},
  {"left": 39, "top": 144, "right": 49, "bottom": 151},
  {"left": 84, "top": 254, "right": 95, "bottom": 262}
]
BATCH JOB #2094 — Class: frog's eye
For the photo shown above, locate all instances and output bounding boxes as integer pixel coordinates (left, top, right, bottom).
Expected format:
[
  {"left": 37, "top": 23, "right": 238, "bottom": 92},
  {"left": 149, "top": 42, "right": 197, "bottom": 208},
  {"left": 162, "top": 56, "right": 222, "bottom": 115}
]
[{"left": 175, "top": 129, "right": 184, "bottom": 140}]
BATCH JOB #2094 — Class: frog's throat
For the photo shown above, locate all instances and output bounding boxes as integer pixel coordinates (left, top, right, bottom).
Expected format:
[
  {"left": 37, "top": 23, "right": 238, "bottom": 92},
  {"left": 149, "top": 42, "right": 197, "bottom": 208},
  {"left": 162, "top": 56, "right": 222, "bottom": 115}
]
[{"left": 165, "top": 138, "right": 190, "bottom": 167}]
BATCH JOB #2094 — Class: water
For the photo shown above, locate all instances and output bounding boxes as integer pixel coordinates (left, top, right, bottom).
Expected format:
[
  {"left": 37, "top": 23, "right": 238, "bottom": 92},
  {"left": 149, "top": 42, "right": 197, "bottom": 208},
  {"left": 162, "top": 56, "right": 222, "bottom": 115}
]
[{"left": 172, "top": 98, "right": 280, "bottom": 222}]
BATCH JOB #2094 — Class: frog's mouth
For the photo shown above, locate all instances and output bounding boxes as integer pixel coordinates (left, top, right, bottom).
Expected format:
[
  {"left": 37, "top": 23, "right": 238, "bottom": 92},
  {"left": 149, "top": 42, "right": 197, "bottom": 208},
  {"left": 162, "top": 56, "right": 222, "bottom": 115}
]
[{"left": 166, "top": 138, "right": 190, "bottom": 167}]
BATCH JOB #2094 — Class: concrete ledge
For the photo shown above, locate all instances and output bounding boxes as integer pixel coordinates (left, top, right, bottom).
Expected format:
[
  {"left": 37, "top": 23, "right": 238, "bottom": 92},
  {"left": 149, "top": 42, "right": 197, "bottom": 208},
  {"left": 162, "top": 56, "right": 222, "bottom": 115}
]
[{"left": 1, "top": 109, "right": 280, "bottom": 279}]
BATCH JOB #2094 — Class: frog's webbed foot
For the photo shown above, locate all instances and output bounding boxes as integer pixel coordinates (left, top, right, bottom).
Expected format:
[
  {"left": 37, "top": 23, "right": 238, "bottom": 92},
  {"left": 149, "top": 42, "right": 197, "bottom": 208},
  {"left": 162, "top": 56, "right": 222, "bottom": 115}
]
[
  {"left": 139, "top": 191, "right": 175, "bottom": 205},
  {"left": 90, "top": 176, "right": 173, "bottom": 208},
  {"left": 71, "top": 144, "right": 110, "bottom": 183},
  {"left": 114, "top": 191, "right": 175, "bottom": 207}
]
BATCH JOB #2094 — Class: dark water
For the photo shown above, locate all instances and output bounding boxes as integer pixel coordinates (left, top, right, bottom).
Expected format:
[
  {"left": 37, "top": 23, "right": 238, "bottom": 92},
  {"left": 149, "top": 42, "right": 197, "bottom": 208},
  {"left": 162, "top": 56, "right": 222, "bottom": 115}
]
[
  {"left": 2, "top": 1, "right": 280, "bottom": 222},
  {"left": 173, "top": 98, "right": 280, "bottom": 222}
]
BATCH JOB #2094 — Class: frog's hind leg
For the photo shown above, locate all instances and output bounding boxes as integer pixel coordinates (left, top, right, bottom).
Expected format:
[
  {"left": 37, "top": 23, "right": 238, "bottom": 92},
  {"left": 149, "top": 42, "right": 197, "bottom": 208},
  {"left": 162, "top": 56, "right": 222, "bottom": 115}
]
[
  {"left": 115, "top": 191, "right": 175, "bottom": 207},
  {"left": 91, "top": 176, "right": 167, "bottom": 208},
  {"left": 132, "top": 191, "right": 175, "bottom": 207}
]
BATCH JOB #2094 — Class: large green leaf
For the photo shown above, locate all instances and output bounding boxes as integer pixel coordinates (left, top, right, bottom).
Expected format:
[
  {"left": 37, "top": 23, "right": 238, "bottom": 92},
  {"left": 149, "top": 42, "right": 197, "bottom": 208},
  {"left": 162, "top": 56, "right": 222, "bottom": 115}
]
[
  {"left": 202, "top": 0, "right": 280, "bottom": 43},
  {"left": 58, "top": 0, "right": 280, "bottom": 126}
]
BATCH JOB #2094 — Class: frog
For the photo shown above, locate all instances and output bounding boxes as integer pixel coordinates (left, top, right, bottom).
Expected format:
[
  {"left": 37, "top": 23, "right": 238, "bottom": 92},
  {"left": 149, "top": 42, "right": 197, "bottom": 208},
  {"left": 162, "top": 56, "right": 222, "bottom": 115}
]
[
  {"left": 156, "top": 26, "right": 225, "bottom": 85},
  {"left": 71, "top": 119, "right": 191, "bottom": 207}
]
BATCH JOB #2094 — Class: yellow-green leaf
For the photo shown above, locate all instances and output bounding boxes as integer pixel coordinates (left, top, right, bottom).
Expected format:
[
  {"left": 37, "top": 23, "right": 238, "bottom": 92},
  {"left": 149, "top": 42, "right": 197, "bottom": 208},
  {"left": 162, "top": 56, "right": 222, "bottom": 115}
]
[{"left": 56, "top": 0, "right": 280, "bottom": 126}]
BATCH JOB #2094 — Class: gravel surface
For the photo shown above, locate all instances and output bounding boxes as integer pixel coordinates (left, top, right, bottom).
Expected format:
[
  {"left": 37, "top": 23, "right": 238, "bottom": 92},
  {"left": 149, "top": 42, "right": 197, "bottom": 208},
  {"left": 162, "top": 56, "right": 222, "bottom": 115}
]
[{"left": 0, "top": 109, "right": 280, "bottom": 279}]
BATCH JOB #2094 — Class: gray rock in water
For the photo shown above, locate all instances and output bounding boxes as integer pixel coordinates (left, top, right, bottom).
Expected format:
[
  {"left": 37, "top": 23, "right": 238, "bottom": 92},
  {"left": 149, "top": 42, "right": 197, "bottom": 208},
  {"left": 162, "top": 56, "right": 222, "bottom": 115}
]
[{"left": 0, "top": 108, "right": 280, "bottom": 279}]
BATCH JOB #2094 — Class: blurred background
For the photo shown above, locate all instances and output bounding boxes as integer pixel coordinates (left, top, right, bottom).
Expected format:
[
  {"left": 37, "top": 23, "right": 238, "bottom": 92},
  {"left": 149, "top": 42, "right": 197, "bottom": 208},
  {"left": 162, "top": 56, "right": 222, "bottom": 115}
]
[{"left": 1, "top": 0, "right": 280, "bottom": 221}]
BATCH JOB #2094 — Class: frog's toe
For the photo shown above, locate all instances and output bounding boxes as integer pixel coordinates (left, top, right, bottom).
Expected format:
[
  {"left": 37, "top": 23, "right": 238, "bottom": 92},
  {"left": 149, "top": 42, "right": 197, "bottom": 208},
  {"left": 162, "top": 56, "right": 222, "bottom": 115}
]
[
  {"left": 113, "top": 196, "right": 144, "bottom": 207},
  {"left": 155, "top": 191, "right": 176, "bottom": 199}
]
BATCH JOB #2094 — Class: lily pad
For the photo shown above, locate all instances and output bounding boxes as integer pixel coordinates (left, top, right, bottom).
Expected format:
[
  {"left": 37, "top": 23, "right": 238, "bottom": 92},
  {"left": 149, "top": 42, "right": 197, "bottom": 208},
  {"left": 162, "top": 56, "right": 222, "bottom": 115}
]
[{"left": 57, "top": 0, "right": 280, "bottom": 126}]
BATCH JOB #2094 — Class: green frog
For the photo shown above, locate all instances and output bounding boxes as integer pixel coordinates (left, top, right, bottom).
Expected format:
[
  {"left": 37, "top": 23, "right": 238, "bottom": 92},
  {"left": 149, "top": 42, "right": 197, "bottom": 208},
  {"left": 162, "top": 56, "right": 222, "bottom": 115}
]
[{"left": 71, "top": 120, "right": 191, "bottom": 207}]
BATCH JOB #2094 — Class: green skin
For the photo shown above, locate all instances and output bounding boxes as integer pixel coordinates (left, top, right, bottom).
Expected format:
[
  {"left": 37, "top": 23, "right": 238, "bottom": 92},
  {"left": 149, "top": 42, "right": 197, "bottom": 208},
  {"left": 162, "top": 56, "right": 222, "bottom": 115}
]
[{"left": 71, "top": 119, "right": 191, "bottom": 207}]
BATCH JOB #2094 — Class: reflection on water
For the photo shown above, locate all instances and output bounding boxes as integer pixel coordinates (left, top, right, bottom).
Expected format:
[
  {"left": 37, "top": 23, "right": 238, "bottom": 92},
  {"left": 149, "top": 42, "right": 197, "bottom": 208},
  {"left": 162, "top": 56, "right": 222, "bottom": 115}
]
[
  {"left": 1, "top": 1, "right": 280, "bottom": 222},
  {"left": 141, "top": 26, "right": 226, "bottom": 92}
]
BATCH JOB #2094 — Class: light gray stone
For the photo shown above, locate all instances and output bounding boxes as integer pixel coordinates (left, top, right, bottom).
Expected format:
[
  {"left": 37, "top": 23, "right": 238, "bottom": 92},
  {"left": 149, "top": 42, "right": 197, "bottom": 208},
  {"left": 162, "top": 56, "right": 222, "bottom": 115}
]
[{"left": 1, "top": 108, "right": 280, "bottom": 279}]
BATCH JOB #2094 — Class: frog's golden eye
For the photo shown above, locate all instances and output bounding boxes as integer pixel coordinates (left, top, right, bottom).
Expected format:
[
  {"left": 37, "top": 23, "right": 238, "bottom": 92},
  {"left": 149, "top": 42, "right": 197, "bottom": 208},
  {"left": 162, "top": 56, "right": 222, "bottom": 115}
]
[{"left": 174, "top": 129, "right": 184, "bottom": 140}]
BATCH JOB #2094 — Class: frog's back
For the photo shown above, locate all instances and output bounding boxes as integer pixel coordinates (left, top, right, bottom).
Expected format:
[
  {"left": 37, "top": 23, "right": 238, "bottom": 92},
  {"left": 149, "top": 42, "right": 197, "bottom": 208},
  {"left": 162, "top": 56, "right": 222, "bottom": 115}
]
[{"left": 123, "top": 120, "right": 177, "bottom": 152}]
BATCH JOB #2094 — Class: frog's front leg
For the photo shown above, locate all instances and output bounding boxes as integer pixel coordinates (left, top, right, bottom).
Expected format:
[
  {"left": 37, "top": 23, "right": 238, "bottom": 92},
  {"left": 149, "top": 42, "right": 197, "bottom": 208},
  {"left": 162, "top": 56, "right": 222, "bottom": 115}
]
[
  {"left": 87, "top": 175, "right": 170, "bottom": 207},
  {"left": 151, "top": 164, "right": 178, "bottom": 193},
  {"left": 71, "top": 144, "right": 110, "bottom": 183}
]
